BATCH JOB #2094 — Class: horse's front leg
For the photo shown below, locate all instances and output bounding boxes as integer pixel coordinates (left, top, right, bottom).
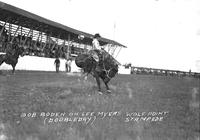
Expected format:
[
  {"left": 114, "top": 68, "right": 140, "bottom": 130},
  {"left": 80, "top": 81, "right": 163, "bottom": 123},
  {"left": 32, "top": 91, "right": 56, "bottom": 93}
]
[
  {"left": 102, "top": 77, "right": 111, "bottom": 93},
  {"left": 104, "top": 81, "right": 111, "bottom": 93},
  {"left": 12, "top": 65, "right": 16, "bottom": 74}
]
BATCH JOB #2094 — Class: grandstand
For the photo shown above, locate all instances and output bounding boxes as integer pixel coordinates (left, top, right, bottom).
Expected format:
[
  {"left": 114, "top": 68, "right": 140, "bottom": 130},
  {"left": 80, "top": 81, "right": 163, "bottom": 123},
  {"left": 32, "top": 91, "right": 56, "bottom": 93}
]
[{"left": 0, "top": 1, "right": 126, "bottom": 71}]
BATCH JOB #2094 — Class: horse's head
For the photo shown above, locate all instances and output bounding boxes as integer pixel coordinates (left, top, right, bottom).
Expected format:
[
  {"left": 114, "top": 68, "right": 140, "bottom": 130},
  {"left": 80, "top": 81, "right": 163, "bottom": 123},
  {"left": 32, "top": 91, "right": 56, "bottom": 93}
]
[
  {"left": 100, "top": 63, "right": 118, "bottom": 84},
  {"left": 99, "top": 53, "right": 119, "bottom": 83},
  {"left": 103, "top": 53, "right": 118, "bottom": 68},
  {"left": 108, "top": 63, "right": 118, "bottom": 77}
]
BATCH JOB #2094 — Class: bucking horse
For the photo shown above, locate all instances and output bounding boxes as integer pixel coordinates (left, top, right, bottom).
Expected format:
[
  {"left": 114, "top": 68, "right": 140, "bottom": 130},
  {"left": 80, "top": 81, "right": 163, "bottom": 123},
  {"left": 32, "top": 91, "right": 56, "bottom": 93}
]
[
  {"left": 75, "top": 49, "right": 118, "bottom": 94},
  {"left": 0, "top": 42, "right": 24, "bottom": 74}
]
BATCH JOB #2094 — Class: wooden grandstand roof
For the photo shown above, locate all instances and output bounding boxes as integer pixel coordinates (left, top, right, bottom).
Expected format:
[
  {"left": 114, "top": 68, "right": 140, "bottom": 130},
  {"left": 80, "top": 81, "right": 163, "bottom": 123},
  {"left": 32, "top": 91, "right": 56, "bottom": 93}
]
[{"left": 0, "top": 1, "right": 126, "bottom": 48}]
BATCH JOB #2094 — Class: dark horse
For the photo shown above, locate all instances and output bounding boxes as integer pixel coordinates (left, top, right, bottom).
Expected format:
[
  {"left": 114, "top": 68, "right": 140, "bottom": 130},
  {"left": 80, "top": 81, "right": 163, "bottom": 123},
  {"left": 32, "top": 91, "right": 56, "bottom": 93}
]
[
  {"left": 0, "top": 43, "right": 24, "bottom": 74},
  {"left": 75, "top": 50, "right": 118, "bottom": 94}
]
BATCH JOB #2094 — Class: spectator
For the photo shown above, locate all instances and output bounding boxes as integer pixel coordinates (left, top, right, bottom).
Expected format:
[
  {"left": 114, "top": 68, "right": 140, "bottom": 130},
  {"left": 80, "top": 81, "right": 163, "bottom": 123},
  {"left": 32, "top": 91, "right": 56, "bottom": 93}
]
[
  {"left": 65, "top": 58, "right": 72, "bottom": 72},
  {"left": 54, "top": 58, "right": 60, "bottom": 73}
]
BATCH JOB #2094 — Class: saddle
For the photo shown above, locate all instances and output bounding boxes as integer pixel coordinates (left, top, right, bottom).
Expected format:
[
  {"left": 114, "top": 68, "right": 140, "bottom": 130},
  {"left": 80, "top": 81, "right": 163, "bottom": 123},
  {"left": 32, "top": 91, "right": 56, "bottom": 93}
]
[{"left": 89, "top": 50, "right": 104, "bottom": 61}]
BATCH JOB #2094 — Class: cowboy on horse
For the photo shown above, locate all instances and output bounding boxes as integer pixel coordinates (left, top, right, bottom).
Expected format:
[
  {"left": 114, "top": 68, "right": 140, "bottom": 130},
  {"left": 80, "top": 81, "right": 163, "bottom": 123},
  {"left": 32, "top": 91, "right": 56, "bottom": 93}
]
[
  {"left": 75, "top": 33, "right": 119, "bottom": 94},
  {"left": 0, "top": 41, "right": 24, "bottom": 74},
  {"left": 88, "top": 33, "right": 104, "bottom": 72}
]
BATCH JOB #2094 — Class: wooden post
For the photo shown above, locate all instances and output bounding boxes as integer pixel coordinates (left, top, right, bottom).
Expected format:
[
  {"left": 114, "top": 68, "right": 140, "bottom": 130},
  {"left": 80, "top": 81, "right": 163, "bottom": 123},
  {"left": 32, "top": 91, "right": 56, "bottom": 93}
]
[
  {"left": 62, "top": 40, "right": 66, "bottom": 48},
  {"left": 107, "top": 44, "right": 112, "bottom": 54},
  {"left": 84, "top": 44, "right": 87, "bottom": 53},
  {"left": 20, "top": 26, "right": 23, "bottom": 45},
  {"left": 67, "top": 34, "right": 71, "bottom": 59},
  {"left": 34, "top": 31, "right": 41, "bottom": 47},
  {"left": 42, "top": 34, "right": 48, "bottom": 50},
  {"left": 51, "top": 38, "right": 58, "bottom": 51},
  {"left": 8, "top": 23, "right": 12, "bottom": 42},
  {"left": 23, "top": 29, "right": 32, "bottom": 47},
  {"left": 40, "top": 32, "right": 43, "bottom": 48},
  {"left": 111, "top": 45, "right": 117, "bottom": 56},
  {"left": 51, "top": 34, "right": 61, "bottom": 51},
  {"left": 0, "top": 21, "right": 7, "bottom": 38},
  {"left": 43, "top": 32, "right": 52, "bottom": 50},
  {"left": 115, "top": 46, "right": 122, "bottom": 59},
  {"left": 11, "top": 25, "right": 20, "bottom": 43},
  {"left": 29, "top": 30, "right": 33, "bottom": 48},
  {"left": 63, "top": 40, "right": 66, "bottom": 58}
]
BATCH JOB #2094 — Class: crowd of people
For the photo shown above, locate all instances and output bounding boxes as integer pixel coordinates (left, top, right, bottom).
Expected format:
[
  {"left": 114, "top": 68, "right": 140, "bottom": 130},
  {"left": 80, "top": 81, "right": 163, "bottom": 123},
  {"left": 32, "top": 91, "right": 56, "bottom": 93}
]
[{"left": 0, "top": 26, "right": 72, "bottom": 59}]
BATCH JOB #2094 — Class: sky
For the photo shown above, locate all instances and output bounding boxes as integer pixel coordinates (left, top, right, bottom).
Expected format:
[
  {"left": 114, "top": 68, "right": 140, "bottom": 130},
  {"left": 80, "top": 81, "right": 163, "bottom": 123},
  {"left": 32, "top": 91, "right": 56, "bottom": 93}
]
[{"left": 1, "top": 0, "right": 200, "bottom": 72}]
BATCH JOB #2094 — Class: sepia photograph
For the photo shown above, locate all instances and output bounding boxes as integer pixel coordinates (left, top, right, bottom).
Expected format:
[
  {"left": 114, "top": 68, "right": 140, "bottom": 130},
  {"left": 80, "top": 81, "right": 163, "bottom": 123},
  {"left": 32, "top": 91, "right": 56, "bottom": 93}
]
[{"left": 0, "top": 0, "right": 199, "bottom": 140}]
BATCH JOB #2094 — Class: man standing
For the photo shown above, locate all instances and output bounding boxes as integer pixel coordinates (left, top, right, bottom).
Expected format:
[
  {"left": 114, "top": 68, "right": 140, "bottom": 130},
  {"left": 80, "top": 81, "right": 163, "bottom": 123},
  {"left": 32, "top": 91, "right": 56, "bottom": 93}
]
[
  {"left": 65, "top": 58, "right": 72, "bottom": 72},
  {"left": 54, "top": 57, "right": 60, "bottom": 73},
  {"left": 65, "top": 59, "right": 68, "bottom": 72}
]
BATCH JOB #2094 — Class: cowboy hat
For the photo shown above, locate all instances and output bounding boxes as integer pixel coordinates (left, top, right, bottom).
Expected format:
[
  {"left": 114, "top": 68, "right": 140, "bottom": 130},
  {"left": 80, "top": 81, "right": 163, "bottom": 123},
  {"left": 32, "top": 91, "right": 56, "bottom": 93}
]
[{"left": 94, "top": 33, "right": 101, "bottom": 38}]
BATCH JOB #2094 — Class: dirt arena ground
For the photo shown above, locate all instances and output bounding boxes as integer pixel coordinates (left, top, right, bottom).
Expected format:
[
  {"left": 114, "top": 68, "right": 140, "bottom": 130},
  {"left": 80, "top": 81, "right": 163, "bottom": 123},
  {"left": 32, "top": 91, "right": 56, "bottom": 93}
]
[{"left": 0, "top": 70, "right": 199, "bottom": 140}]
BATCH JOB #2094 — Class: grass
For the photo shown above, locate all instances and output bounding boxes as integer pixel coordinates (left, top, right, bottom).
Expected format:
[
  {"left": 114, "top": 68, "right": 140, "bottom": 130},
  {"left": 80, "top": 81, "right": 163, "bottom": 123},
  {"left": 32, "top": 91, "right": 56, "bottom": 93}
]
[{"left": 0, "top": 70, "right": 199, "bottom": 140}]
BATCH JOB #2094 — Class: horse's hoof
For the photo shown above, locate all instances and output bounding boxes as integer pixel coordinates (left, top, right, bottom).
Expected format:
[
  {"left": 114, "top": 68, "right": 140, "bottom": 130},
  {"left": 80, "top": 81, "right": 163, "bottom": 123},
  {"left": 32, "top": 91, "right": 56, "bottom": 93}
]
[
  {"left": 98, "top": 91, "right": 103, "bottom": 95},
  {"left": 107, "top": 90, "right": 111, "bottom": 93}
]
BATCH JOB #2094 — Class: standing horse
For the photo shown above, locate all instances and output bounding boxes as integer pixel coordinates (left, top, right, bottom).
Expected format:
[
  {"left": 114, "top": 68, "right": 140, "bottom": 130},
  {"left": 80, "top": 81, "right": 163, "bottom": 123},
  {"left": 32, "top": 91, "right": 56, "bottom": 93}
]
[
  {"left": 0, "top": 43, "right": 24, "bottom": 74},
  {"left": 75, "top": 50, "right": 118, "bottom": 94}
]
